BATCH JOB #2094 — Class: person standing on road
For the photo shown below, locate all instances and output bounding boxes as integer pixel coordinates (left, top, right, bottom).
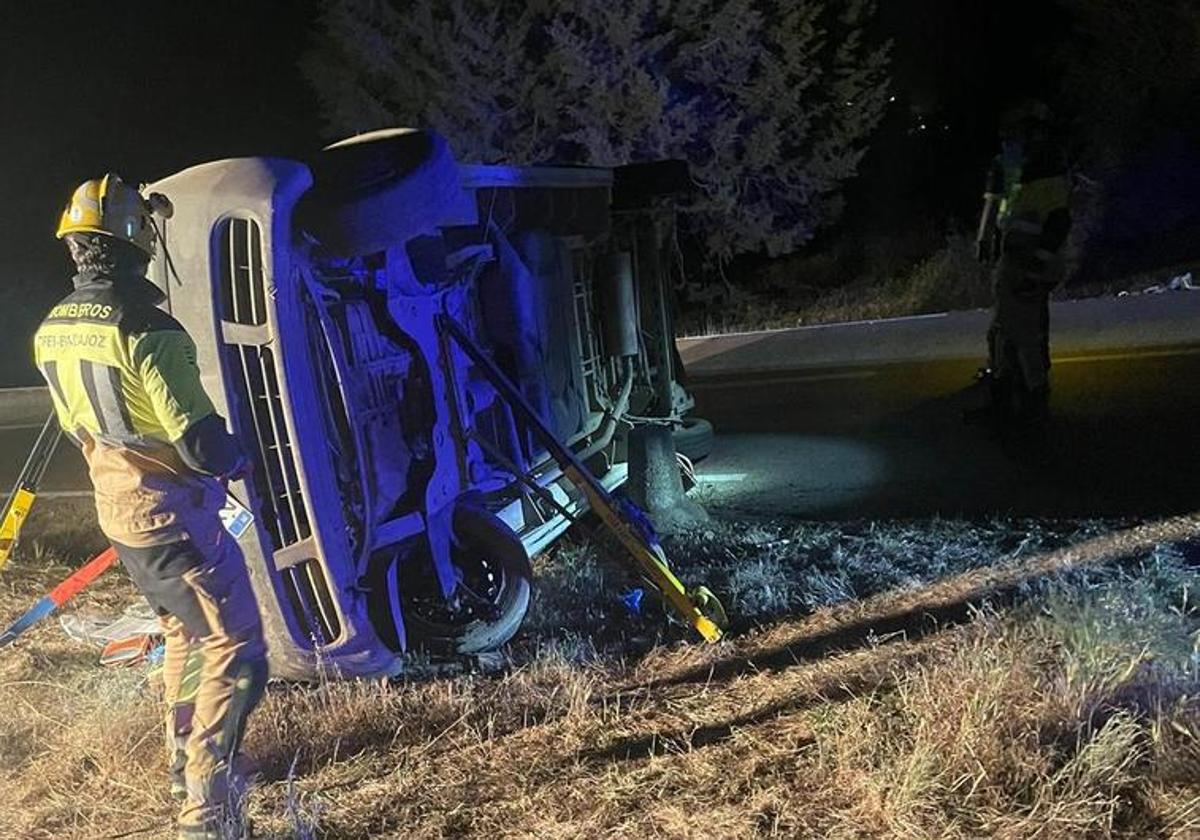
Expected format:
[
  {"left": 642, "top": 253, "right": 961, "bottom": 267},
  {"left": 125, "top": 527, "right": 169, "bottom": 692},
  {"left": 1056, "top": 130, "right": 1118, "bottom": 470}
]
[
  {"left": 34, "top": 174, "right": 267, "bottom": 839},
  {"left": 970, "top": 103, "right": 1071, "bottom": 444}
]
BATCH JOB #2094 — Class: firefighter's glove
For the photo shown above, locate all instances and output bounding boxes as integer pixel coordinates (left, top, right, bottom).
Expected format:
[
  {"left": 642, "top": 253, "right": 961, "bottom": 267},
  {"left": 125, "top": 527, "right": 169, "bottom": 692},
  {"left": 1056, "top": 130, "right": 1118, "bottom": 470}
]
[
  {"left": 175, "top": 414, "right": 252, "bottom": 482},
  {"left": 220, "top": 451, "right": 254, "bottom": 485}
]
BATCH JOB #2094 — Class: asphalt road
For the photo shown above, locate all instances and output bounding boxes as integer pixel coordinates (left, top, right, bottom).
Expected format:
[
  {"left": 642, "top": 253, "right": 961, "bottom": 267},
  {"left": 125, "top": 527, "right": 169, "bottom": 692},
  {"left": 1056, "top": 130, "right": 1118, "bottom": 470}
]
[
  {"left": 4, "top": 294, "right": 1199, "bottom": 521},
  {"left": 687, "top": 329, "right": 1200, "bottom": 520}
]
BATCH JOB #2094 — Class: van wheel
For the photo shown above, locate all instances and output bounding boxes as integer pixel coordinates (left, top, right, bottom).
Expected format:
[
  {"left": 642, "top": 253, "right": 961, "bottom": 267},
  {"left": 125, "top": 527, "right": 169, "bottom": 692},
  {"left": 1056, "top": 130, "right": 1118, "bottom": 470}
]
[
  {"left": 404, "top": 506, "right": 532, "bottom": 655},
  {"left": 297, "top": 128, "right": 461, "bottom": 257},
  {"left": 673, "top": 416, "right": 714, "bottom": 463}
]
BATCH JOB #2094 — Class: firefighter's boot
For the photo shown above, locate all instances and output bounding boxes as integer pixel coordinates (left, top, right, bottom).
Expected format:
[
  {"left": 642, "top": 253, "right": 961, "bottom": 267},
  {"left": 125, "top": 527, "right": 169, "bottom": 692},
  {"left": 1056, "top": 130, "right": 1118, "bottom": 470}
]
[
  {"left": 963, "top": 374, "right": 1008, "bottom": 433},
  {"left": 1015, "top": 384, "right": 1052, "bottom": 464}
]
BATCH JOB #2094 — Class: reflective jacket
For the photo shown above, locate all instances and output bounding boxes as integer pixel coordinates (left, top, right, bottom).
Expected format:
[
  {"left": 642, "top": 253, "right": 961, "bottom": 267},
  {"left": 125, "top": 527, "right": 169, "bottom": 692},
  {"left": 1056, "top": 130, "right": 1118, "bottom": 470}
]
[
  {"left": 34, "top": 270, "right": 242, "bottom": 549},
  {"left": 984, "top": 147, "right": 1071, "bottom": 258}
]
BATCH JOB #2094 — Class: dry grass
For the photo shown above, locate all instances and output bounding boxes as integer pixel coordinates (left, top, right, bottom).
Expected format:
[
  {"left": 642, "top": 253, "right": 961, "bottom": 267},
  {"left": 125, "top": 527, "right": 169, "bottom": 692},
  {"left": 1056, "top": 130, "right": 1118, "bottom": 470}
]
[
  {"left": 0, "top": 504, "right": 1197, "bottom": 839},
  {"left": 678, "top": 233, "right": 1200, "bottom": 339},
  {"left": 678, "top": 233, "right": 992, "bottom": 337}
]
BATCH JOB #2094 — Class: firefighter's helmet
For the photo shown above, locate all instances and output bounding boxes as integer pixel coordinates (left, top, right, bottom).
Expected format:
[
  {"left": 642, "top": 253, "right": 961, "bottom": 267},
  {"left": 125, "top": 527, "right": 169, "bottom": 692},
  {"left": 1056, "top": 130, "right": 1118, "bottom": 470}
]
[
  {"left": 999, "top": 100, "right": 1053, "bottom": 140},
  {"left": 56, "top": 174, "right": 158, "bottom": 256}
]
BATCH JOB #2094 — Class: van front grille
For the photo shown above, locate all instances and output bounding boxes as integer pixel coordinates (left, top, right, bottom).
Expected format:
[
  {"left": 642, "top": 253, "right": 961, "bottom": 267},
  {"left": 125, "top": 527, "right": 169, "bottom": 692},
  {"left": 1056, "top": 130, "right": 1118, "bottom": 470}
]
[
  {"left": 281, "top": 558, "right": 341, "bottom": 647},
  {"left": 226, "top": 343, "right": 311, "bottom": 550},
  {"left": 217, "top": 218, "right": 267, "bottom": 326}
]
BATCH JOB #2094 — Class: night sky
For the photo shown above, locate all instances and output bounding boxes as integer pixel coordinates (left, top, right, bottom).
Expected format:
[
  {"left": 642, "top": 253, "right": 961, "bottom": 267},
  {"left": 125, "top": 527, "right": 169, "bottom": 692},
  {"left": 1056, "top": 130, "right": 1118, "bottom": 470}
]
[
  {"left": 1, "top": 1, "right": 1061, "bottom": 385},
  {"left": 0, "top": 2, "right": 319, "bottom": 386}
]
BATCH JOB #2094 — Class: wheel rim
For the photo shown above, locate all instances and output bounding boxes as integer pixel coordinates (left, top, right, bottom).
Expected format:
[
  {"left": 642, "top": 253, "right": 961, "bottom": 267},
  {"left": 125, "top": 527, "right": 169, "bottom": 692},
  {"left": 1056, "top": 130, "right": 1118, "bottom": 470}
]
[{"left": 406, "top": 551, "right": 509, "bottom": 632}]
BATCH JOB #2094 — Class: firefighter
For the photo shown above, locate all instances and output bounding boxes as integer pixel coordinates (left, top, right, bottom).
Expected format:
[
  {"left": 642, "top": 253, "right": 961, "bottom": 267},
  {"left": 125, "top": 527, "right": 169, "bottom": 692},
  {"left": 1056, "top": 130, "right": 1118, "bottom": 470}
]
[
  {"left": 34, "top": 175, "right": 267, "bottom": 839},
  {"left": 969, "top": 103, "right": 1071, "bottom": 443}
]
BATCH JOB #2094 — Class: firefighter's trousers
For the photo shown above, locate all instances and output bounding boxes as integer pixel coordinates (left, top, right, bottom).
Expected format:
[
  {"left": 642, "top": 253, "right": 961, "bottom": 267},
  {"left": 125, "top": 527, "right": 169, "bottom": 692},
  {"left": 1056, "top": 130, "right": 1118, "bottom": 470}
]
[
  {"left": 116, "top": 530, "right": 268, "bottom": 835},
  {"left": 988, "top": 250, "right": 1052, "bottom": 394}
]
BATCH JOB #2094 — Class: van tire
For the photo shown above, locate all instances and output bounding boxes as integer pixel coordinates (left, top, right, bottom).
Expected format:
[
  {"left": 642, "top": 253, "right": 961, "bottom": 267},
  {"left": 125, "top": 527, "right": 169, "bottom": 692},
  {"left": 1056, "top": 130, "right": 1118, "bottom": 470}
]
[
  {"left": 673, "top": 416, "right": 714, "bottom": 463},
  {"left": 404, "top": 505, "right": 533, "bottom": 656},
  {"left": 298, "top": 128, "right": 460, "bottom": 257}
]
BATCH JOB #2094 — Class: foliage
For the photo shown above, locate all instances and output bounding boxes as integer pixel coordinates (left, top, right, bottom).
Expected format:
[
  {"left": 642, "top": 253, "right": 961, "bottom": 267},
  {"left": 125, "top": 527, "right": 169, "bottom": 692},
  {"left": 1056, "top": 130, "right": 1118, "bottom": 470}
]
[
  {"left": 304, "top": 0, "right": 892, "bottom": 264},
  {"left": 1058, "top": 0, "right": 1200, "bottom": 157},
  {"left": 676, "top": 230, "right": 992, "bottom": 337},
  {"left": 1057, "top": 0, "right": 1200, "bottom": 279}
]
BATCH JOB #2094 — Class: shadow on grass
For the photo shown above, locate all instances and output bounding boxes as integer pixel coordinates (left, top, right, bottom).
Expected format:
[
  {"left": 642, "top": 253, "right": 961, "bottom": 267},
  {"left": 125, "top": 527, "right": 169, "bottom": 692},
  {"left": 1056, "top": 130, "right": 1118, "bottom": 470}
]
[
  {"left": 632, "top": 514, "right": 1200, "bottom": 692},
  {"left": 577, "top": 646, "right": 933, "bottom": 765},
  {"left": 581, "top": 713, "right": 818, "bottom": 765}
]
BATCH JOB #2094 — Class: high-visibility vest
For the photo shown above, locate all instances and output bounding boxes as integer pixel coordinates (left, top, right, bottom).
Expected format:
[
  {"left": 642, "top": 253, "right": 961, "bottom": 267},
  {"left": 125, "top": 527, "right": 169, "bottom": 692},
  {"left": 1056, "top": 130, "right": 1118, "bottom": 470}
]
[
  {"left": 990, "top": 155, "right": 1069, "bottom": 241},
  {"left": 33, "top": 274, "right": 224, "bottom": 547}
]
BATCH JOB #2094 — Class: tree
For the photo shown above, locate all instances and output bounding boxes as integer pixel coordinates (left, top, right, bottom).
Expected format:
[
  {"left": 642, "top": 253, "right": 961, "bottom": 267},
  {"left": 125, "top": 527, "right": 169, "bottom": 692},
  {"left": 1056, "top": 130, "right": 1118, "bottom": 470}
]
[
  {"left": 1058, "top": 0, "right": 1200, "bottom": 160},
  {"left": 1056, "top": 0, "right": 1200, "bottom": 279},
  {"left": 304, "top": 0, "right": 891, "bottom": 266}
]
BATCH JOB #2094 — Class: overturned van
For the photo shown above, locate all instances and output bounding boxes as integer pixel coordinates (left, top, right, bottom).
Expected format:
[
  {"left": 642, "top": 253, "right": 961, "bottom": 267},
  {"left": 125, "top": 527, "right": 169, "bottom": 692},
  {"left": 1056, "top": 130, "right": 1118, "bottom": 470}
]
[{"left": 148, "top": 129, "right": 708, "bottom": 680}]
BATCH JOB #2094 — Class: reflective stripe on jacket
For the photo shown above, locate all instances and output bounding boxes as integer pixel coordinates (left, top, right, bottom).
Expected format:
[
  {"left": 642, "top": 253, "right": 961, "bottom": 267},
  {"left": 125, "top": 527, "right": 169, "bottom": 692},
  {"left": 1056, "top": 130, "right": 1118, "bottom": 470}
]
[
  {"left": 1001, "top": 174, "right": 1069, "bottom": 236},
  {"left": 34, "top": 273, "right": 228, "bottom": 547},
  {"left": 986, "top": 152, "right": 1070, "bottom": 253}
]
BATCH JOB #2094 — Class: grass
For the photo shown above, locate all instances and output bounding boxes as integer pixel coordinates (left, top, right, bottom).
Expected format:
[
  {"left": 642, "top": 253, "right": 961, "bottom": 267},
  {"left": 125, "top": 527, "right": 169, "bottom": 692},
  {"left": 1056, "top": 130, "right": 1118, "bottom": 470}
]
[
  {"left": 678, "top": 232, "right": 993, "bottom": 337},
  {"left": 0, "top": 503, "right": 1197, "bottom": 838},
  {"left": 676, "top": 231, "right": 1200, "bottom": 338}
]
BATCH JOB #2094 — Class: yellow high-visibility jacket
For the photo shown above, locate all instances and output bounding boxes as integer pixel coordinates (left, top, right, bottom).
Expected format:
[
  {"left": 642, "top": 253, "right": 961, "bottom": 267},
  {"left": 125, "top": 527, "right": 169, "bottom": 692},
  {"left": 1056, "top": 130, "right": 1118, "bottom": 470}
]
[
  {"left": 985, "top": 152, "right": 1071, "bottom": 256},
  {"left": 34, "top": 272, "right": 241, "bottom": 548}
]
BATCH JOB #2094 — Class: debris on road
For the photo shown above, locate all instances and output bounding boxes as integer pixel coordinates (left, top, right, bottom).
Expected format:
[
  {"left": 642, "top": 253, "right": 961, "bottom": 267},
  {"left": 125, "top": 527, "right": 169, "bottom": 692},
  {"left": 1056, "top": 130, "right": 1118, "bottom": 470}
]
[
  {"left": 59, "top": 600, "right": 164, "bottom": 666},
  {"left": 1118, "top": 270, "right": 1198, "bottom": 295},
  {"left": 59, "top": 600, "right": 159, "bottom": 647}
]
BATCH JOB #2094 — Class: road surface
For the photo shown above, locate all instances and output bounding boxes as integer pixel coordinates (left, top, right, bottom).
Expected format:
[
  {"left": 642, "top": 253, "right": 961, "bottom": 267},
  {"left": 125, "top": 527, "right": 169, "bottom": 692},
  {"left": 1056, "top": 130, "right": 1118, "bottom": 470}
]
[
  {"left": 4, "top": 293, "right": 1199, "bottom": 519},
  {"left": 682, "top": 293, "right": 1200, "bottom": 519}
]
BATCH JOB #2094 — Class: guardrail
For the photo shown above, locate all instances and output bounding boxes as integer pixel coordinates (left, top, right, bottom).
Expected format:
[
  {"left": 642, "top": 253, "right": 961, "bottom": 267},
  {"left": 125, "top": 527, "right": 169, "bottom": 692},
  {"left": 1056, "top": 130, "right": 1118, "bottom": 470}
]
[{"left": 0, "top": 388, "right": 52, "bottom": 428}]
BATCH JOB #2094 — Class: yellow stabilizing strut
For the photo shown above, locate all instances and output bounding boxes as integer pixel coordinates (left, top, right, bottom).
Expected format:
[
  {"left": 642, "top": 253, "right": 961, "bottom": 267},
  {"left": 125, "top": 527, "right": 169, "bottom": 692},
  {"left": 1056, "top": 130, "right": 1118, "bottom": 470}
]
[
  {"left": 441, "top": 315, "right": 727, "bottom": 643},
  {"left": 571, "top": 465, "right": 725, "bottom": 641},
  {"left": 0, "top": 413, "right": 63, "bottom": 572}
]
